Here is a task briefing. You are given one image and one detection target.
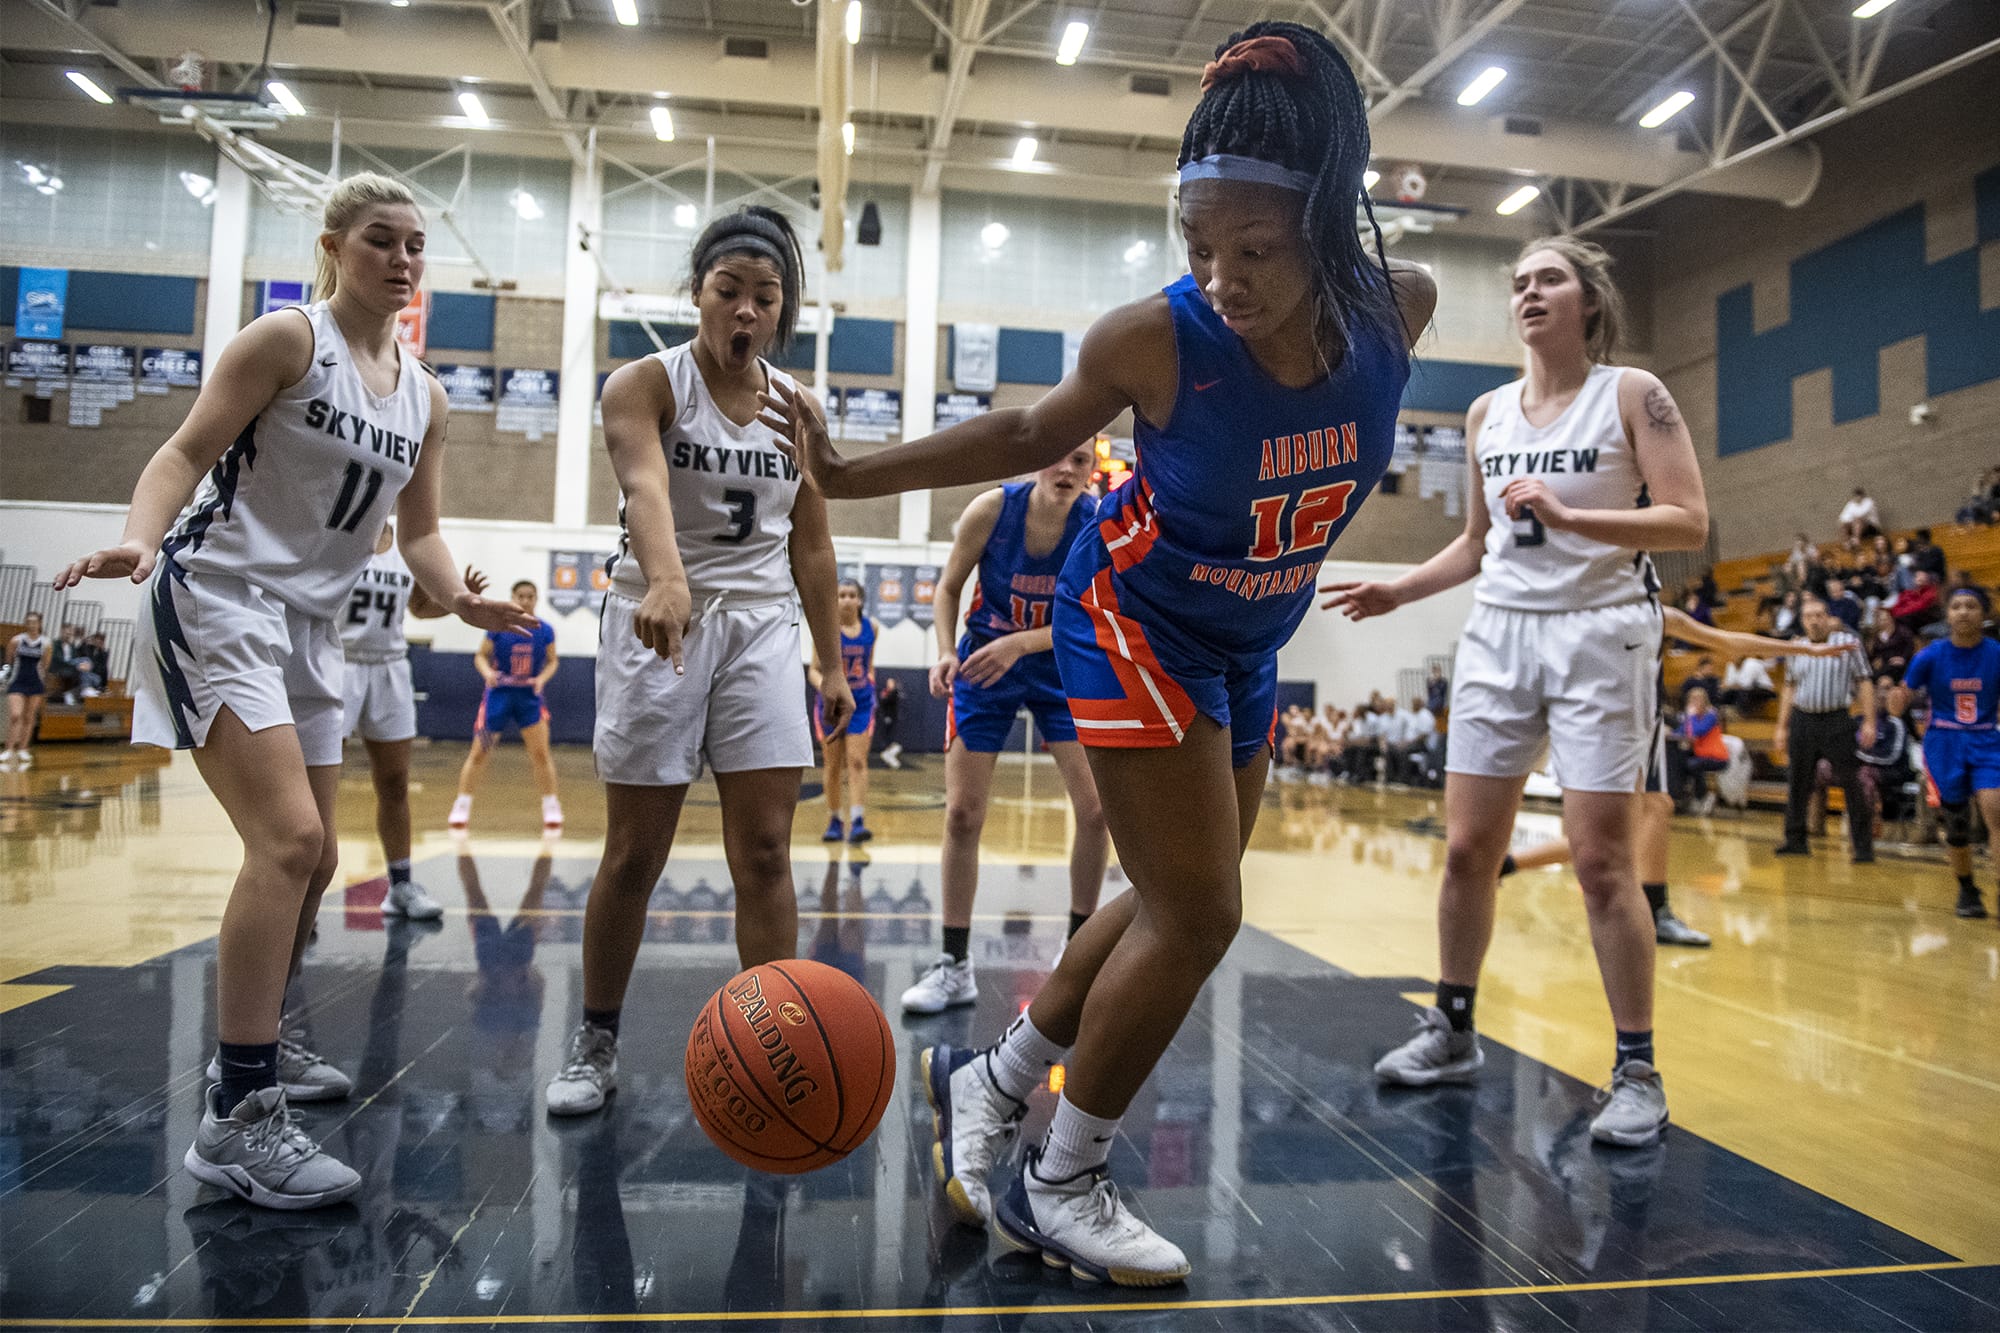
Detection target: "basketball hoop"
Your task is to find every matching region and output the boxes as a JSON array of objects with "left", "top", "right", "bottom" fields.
[{"left": 169, "top": 50, "right": 207, "bottom": 93}]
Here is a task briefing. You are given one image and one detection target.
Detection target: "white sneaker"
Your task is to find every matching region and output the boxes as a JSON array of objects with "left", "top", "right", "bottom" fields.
[
  {"left": 381, "top": 877, "right": 444, "bottom": 921},
  {"left": 542, "top": 795, "right": 563, "bottom": 830},
  {"left": 15, "top": 750, "right": 30, "bottom": 766},
  {"left": 994, "top": 1148, "right": 1190, "bottom": 1287},
  {"left": 1374, "top": 1007, "right": 1484, "bottom": 1086},
  {"left": 206, "top": 1036, "right": 354, "bottom": 1103},
  {"left": 901, "top": 955, "right": 977, "bottom": 1014},
  {"left": 1590, "top": 1060, "right": 1669, "bottom": 1146},
  {"left": 546, "top": 1022, "right": 618, "bottom": 1116},
  {"left": 923, "top": 1044, "right": 1026, "bottom": 1226},
  {"left": 0, "top": 750, "right": 14, "bottom": 762},
  {"left": 184, "top": 1087, "right": 361, "bottom": 1210},
  {"left": 448, "top": 794, "right": 472, "bottom": 829}
]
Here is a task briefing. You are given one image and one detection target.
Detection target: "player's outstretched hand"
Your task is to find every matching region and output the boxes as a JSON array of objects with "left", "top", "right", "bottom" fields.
[
  {"left": 821, "top": 675, "right": 856, "bottom": 736},
  {"left": 635, "top": 576, "right": 693, "bottom": 674},
  {"left": 1320, "top": 579, "right": 1401, "bottom": 621},
  {"left": 463, "top": 565, "right": 490, "bottom": 597},
  {"left": 929, "top": 654, "right": 959, "bottom": 698},
  {"left": 758, "top": 379, "right": 847, "bottom": 497},
  {"left": 959, "top": 635, "right": 1027, "bottom": 686},
  {"left": 54, "top": 541, "right": 155, "bottom": 589},
  {"left": 455, "top": 592, "right": 541, "bottom": 637}
]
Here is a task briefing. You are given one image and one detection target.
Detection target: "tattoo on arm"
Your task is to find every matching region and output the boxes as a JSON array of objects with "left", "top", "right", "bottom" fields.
[{"left": 1643, "top": 385, "right": 1682, "bottom": 431}]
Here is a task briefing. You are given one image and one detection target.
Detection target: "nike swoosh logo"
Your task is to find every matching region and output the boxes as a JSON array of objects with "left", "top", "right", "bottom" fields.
[
  {"left": 319, "top": 357, "right": 337, "bottom": 367},
  {"left": 1091, "top": 1134, "right": 1113, "bottom": 1143},
  {"left": 1623, "top": 643, "right": 1642, "bottom": 650},
  {"left": 1192, "top": 378, "right": 1222, "bottom": 392}
]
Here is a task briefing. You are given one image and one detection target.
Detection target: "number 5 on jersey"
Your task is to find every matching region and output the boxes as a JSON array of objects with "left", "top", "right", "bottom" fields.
[{"left": 1247, "top": 482, "right": 1358, "bottom": 561}]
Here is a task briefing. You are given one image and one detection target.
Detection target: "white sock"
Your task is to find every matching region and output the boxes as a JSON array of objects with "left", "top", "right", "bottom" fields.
[
  {"left": 849, "top": 803, "right": 865, "bottom": 821},
  {"left": 985, "top": 1011, "right": 1066, "bottom": 1103},
  {"left": 1036, "top": 1094, "right": 1119, "bottom": 1182}
]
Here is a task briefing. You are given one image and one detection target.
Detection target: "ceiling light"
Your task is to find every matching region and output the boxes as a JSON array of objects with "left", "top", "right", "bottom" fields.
[
  {"left": 845, "top": 1, "right": 863, "bottom": 46},
  {"left": 391, "top": 1, "right": 410, "bottom": 7},
  {"left": 511, "top": 190, "right": 543, "bottom": 221},
  {"left": 178, "top": 170, "right": 217, "bottom": 207},
  {"left": 266, "top": 81, "right": 305, "bottom": 116},
  {"left": 1122, "top": 239, "right": 1151, "bottom": 265},
  {"left": 1852, "top": 0, "right": 1897, "bottom": 16},
  {"left": 457, "top": 91, "right": 490, "bottom": 127},
  {"left": 1638, "top": 90, "right": 1694, "bottom": 129},
  {"left": 842, "top": 120, "right": 855, "bottom": 155},
  {"left": 36, "top": 179, "right": 63, "bottom": 196},
  {"left": 612, "top": 0, "right": 639, "bottom": 26},
  {"left": 980, "top": 221, "right": 1009, "bottom": 249},
  {"left": 1456, "top": 65, "right": 1507, "bottom": 107},
  {"left": 19, "top": 162, "right": 48, "bottom": 186},
  {"left": 1012, "top": 135, "right": 1038, "bottom": 166},
  {"left": 66, "top": 71, "right": 115, "bottom": 105},
  {"left": 651, "top": 104, "right": 675, "bottom": 141},
  {"left": 674, "top": 203, "right": 698, "bottom": 228},
  {"left": 1363, "top": 168, "right": 1380, "bottom": 190},
  {"left": 1495, "top": 184, "right": 1540, "bottom": 216},
  {"left": 1056, "top": 21, "right": 1089, "bottom": 66}
]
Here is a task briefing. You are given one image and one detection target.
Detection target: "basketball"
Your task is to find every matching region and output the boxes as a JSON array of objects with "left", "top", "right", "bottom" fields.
[{"left": 684, "top": 958, "right": 896, "bottom": 1174}]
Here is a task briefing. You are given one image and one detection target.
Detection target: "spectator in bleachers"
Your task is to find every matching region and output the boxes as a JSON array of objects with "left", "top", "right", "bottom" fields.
[
  {"left": 1680, "top": 654, "right": 1722, "bottom": 706},
  {"left": 76, "top": 632, "right": 108, "bottom": 697},
  {"left": 1784, "top": 534, "right": 1818, "bottom": 590},
  {"left": 1889, "top": 570, "right": 1941, "bottom": 636},
  {"left": 1840, "top": 487, "right": 1882, "bottom": 545},
  {"left": 1955, "top": 468, "right": 2000, "bottom": 527},
  {"left": 1343, "top": 695, "right": 1390, "bottom": 783},
  {"left": 1680, "top": 589, "right": 1714, "bottom": 627},
  {"left": 1386, "top": 695, "right": 1436, "bottom": 786},
  {"left": 1425, "top": 663, "right": 1449, "bottom": 717},
  {"left": 1680, "top": 688, "right": 1730, "bottom": 815},
  {"left": 1864, "top": 606, "right": 1917, "bottom": 680},
  {"left": 1720, "top": 653, "right": 1777, "bottom": 713},
  {"left": 45, "top": 623, "right": 87, "bottom": 704},
  {"left": 1277, "top": 704, "right": 1314, "bottom": 772},
  {"left": 1908, "top": 528, "right": 1947, "bottom": 582},
  {"left": 1823, "top": 577, "right": 1863, "bottom": 632}
]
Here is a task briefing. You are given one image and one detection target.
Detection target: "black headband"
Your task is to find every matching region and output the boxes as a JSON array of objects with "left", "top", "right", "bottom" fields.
[{"left": 697, "top": 231, "right": 790, "bottom": 277}]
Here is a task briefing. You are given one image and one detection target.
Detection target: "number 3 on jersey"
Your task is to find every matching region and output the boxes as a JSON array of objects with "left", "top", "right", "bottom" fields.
[
  {"left": 717, "top": 489, "right": 756, "bottom": 543},
  {"left": 1248, "top": 482, "right": 1358, "bottom": 561}
]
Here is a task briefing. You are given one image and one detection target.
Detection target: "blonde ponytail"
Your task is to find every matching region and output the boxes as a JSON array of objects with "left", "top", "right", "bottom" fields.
[{"left": 314, "top": 172, "right": 419, "bottom": 301}]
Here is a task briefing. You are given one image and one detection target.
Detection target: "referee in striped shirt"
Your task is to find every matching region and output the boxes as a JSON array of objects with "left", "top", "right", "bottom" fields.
[{"left": 1774, "top": 595, "right": 1877, "bottom": 862}]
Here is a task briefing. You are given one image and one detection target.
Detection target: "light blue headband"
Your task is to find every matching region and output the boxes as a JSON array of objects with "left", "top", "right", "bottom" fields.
[{"left": 1177, "top": 153, "right": 1313, "bottom": 193}]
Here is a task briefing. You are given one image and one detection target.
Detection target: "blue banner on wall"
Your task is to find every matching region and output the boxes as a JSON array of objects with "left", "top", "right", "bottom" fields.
[
  {"left": 262, "top": 280, "right": 310, "bottom": 315},
  {"left": 15, "top": 268, "right": 67, "bottom": 339}
]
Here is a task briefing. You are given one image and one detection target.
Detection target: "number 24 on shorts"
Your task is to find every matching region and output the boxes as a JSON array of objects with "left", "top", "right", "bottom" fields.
[{"left": 1247, "top": 482, "right": 1358, "bottom": 561}]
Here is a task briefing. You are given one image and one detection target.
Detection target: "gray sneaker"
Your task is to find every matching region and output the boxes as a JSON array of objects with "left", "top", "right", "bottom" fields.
[
  {"left": 1374, "top": 1006, "right": 1484, "bottom": 1086},
  {"left": 381, "top": 878, "right": 445, "bottom": 921},
  {"left": 183, "top": 1086, "right": 362, "bottom": 1209},
  {"left": 1654, "top": 908, "right": 1711, "bottom": 947},
  {"left": 1589, "top": 1060, "right": 1668, "bottom": 1146},
  {"left": 205, "top": 1035, "right": 353, "bottom": 1102},
  {"left": 546, "top": 1022, "right": 618, "bottom": 1116},
  {"left": 901, "top": 955, "right": 977, "bottom": 1015}
]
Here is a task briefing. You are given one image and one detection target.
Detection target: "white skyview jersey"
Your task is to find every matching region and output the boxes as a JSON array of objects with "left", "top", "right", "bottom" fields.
[
  {"left": 341, "top": 545, "right": 416, "bottom": 660},
  {"left": 1473, "top": 363, "right": 1658, "bottom": 612},
  {"left": 609, "top": 341, "right": 801, "bottom": 602},
  {"left": 162, "top": 302, "right": 429, "bottom": 621}
]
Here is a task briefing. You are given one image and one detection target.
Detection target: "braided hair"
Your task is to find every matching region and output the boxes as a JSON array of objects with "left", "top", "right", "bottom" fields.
[
  {"left": 689, "top": 205, "right": 807, "bottom": 349},
  {"left": 1179, "top": 20, "right": 1403, "bottom": 373}
]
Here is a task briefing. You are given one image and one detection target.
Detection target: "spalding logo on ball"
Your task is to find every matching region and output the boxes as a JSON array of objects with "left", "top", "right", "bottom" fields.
[{"left": 686, "top": 959, "right": 895, "bottom": 1174}]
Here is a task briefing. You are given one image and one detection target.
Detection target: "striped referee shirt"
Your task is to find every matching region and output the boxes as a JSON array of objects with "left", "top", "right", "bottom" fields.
[{"left": 1785, "top": 630, "right": 1870, "bottom": 713}]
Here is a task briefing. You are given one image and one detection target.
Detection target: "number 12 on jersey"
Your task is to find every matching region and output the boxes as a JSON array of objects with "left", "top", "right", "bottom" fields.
[{"left": 1247, "top": 482, "right": 1357, "bottom": 561}]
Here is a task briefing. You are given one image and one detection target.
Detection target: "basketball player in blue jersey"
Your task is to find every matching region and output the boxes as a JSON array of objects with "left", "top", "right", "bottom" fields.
[
  {"left": 899, "top": 443, "right": 1108, "bottom": 1017},
  {"left": 1328, "top": 236, "right": 1708, "bottom": 1148},
  {"left": 763, "top": 22, "right": 1433, "bottom": 1284},
  {"left": 810, "top": 578, "right": 878, "bottom": 842},
  {"left": 1903, "top": 588, "right": 2000, "bottom": 918},
  {"left": 55, "top": 173, "right": 533, "bottom": 1208},
  {"left": 449, "top": 580, "right": 563, "bottom": 832}
]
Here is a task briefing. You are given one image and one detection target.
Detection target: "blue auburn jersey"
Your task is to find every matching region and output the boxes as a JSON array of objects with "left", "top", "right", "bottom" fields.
[
  {"left": 487, "top": 621, "right": 555, "bottom": 689},
  {"left": 1906, "top": 638, "right": 2000, "bottom": 732},
  {"left": 964, "top": 482, "right": 1097, "bottom": 644},
  {"left": 1064, "top": 273, "right": 1408, "bottom": 664},
  {"left": 839, "top": 618, "right": 877, "bottom": 693}
]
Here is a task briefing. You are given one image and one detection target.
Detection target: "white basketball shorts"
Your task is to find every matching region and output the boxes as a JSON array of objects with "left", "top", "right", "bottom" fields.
[
  {"left": 343, "top": 655, "right": 418, "bottom": 743},
  {"left": 594, "top": 591, "right": 813, "bottom": 787},
  {"left": 134, "top": 560, "right": 346, "bottom": 767},
  {"left": 1445, "top": 598, "right": 1662, "bottom": 794}
]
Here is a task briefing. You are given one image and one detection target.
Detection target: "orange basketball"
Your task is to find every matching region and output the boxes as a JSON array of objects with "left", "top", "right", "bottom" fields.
[{"left": 684, "top": 958, "right": 896, "bottom": 1174}]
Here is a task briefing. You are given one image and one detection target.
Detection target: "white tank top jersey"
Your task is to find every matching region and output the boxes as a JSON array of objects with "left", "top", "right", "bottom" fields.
[
  {"left": 1472, "top": 362, "right": 1659, "bottom": 612},
  {"left": 608, "top": 341, "right": 802, "bottom": 602},
  {"left": 341, "top": 546, "right": 416, "bottom": 660},
  {"left": 162, "top": 302, "right": 430, "bottom": 621}
]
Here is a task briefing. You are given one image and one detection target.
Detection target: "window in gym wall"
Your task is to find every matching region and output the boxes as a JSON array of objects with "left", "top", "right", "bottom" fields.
[
  {"left": 0, "top": 124, "right": 217, "bottom": 271},
  {"left": 939, "top": 190, "right": 1178, "bottom": 324}
]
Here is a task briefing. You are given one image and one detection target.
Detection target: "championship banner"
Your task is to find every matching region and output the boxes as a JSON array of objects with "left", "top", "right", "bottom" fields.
[
  {"left": 869, "top": 563, "right": 909, "bottom": 628},
  {"left": 68, "top": 344, "right": 136, "bottom": 427},
  {"left": 547, "top": 550, "right": 613, "bottom": 615},
  {"left": 1392, "top": 421, "right": 1421, "bottom": 473},
  {"left": 395, "top": 291, "right": 429, "bottom": 359},
  {"left": 935, "top": 392, "right": 989, "bottom": 428},
  {"left": 909, "top": 564, "right": 940, "bottom": 629},
  {"left": 953, "top": 323, "right": 998, "bottom": 392},
  {"left": 15, "top": 268, "right": 67, "bottom": 340},
  {"left": 138, "top": 347, "right": 202, "bottom": 393},
  {"left": 840, "top": 388, "right": 902, "bottom": 442},
  {"left": 435, "top": 364, "right": 495, "bottom": 412},
  {"left": 1418, "top": 424, "right": 1467, "bottom": 517}
]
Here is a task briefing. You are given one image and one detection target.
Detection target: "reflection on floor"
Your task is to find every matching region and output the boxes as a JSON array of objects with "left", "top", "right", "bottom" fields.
[{"left": 0, "top": 745, "right": 1995, "bottom": 1329}]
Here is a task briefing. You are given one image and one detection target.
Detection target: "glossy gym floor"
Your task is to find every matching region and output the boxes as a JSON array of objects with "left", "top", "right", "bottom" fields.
[{"left": 1, "top": 743, "right": 1995, "bottom": 1329}]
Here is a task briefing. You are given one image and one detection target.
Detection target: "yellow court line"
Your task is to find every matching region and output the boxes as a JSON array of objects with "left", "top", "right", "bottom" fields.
[
  {"left": 0, "top": 984, "right": 70, "bottom": 1014},
  {"left": 1, "top": 1260, "right": 1980, "bottom": 1327}
]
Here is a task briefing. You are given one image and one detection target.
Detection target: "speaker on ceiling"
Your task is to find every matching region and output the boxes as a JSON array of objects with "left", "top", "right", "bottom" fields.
[{"left": 857, "top": 201, "right": 882, "bottom": 246}]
